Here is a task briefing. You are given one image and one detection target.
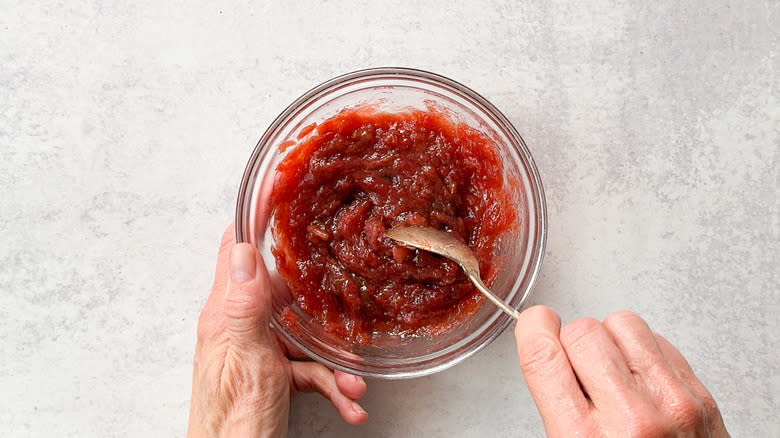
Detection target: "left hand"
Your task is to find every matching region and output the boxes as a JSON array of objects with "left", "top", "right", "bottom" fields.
[{"left": 187, "top": 225, "right": 368, "bottom": 438}]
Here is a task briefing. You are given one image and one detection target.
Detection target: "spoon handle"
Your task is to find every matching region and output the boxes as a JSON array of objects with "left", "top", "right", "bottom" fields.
[{"left": 466, "top": 272, "right": 521, "bottom": 320}]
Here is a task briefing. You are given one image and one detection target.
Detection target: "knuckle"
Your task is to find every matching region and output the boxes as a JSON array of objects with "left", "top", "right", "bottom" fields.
[
  {"left": 302, "top": 363, "right": 337, "bottom": 398},
  {"left": 224, "top": 289, "right": 261, "bottom": 321},
  {"left": 622, "top": 405, "right": 666, "bottom": 438},
  {"left": 698, "top": 392, "right": 719, "bottom": 419},
  {"left": 626, "top": 420, "right": 665, "bottom": 438},
  {"left": 574, "top": 421, "right": 601, "bottom": 438},
  {"left": 517, "top": 334, "right": 564, "bottom": 373},
  {"left": 668, "top": 391, "right": 705, "bottom": 430},
  {"left": 603, "top": 310, "right": 645, "bottom": 330},
  {"left": 560, "top": 317, "right": 602, "bottom": 348},
  {"left": 312, "top": 363, "right": 335, "bottom": 385}
]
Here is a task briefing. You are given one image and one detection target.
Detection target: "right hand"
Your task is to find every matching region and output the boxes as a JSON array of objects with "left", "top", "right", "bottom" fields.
[{"left": 514, "top": 306, "right": 729, "bottom": 437}]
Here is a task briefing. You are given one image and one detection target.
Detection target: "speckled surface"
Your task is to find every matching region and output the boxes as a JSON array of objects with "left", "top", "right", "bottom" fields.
[{"left": 1, "top": 1, "right": 777, "bottom": 437}]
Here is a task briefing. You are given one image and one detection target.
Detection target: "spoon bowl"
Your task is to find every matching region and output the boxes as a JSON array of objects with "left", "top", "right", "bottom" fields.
[{"left": 385, "top": 225, "right": 521, "bottom": 320}]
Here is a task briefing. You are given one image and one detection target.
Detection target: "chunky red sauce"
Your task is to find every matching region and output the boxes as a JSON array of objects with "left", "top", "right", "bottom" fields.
[{"left": 271, "top": 106, "right": 517, "bottom": 343}]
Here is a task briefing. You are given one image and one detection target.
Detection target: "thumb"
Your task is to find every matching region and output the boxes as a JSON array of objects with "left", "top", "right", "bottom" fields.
[{"left": 224, "top": 242, "right": 274, "bottom": 349}]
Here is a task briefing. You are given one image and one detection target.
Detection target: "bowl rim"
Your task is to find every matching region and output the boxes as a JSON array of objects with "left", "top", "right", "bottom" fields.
[{"left": 235, "top": 67, "right": 547, "bottom": 379}]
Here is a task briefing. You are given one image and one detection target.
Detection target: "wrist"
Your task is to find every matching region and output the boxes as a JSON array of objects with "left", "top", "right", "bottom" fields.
[
  {"left": 187, "top": 410, "right": 284, "bottom": 438},
  {"left": 220, "top": 413, "right": 286, "bottom": 438}
]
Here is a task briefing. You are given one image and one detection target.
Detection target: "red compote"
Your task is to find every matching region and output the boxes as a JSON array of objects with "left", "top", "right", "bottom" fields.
[{"left": 270, "top": 106, "right": 517, "bottom": 344}]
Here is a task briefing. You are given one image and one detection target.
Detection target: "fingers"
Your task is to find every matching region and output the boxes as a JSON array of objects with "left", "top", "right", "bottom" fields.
[
  {"left": 602, "top": 313, "right": 726, "bottom": 433},
  {"left": 602, "top": 312, "right": 666, "bottom": 375},
  {"left": 653, "top": 332, "right": 697, "bottom": 382},
  {"left": 274, "top": 330, "right": 310, "bottom": 360},
  {"left": 197, "top": 224, "right": 238, "bottom": 344},
  {"left": 224, "top": 243, "right": 275, "bottom": 351},
  {"left": 603, "top": 312, "right": 695, "bottom": 417},
  {"left": 276, "top": 332, "right": 367, "bottom": 399},
  {"left": 560, "top": 317, "right": 636, "bottom": 407},
  {"left": 515, "top": 308, "right": 729, "bottom": 437},
  {"left": 603, "top": 312, "right": 677, "bottom": 391},
  {"left": 334, "top": 370, "right": 367, "bottom": 400},
  {"left": 211, "top": 223, "right": 237, "bottom": 294},
  {"left": 653, "top": 333, "right": 729, "bottom": 435},
  {"left": 290, "top": 361, "right": 368, "bottom": 425},
  {"left": 514, "top": 306, "right": 591, "bottom": 431},
  {"left": 653, "top": 332, "right": 715, "bottom": 405}
]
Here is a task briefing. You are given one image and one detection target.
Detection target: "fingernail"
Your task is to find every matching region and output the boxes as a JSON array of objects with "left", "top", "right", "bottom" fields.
[
  {"left": 230, "top": 244, "right": 257, "bottom": 283},
  {"left": 352, "top": 401, "right": 366, "bottom": 416}
]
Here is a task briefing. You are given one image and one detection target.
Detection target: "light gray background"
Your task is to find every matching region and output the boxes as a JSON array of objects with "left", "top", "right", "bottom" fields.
[{"left": 1, "top": 1, "right": 777, "bottom": 437}]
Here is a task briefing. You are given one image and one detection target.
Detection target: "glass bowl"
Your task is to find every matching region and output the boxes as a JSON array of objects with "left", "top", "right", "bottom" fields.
[{"left": 235, "top": 67, "right": 546, "bottom": 379}]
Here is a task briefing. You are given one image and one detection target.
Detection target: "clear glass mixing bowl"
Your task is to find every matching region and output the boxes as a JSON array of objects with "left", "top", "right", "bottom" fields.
[{"left": 235, "top": 67, "right": 546, "bottom": 379}]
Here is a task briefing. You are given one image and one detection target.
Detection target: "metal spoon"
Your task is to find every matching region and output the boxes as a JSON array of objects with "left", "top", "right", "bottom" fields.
[{"left": 385, "top": 225, "right": 521, "bottom": 320}]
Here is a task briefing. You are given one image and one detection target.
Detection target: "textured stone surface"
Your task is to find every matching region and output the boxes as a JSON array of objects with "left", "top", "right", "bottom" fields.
[{"left": 1, "top": 1, "right": 777, "bottom": 436}]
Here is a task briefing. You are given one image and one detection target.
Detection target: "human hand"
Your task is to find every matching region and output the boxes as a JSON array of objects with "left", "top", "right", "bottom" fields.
[
  {"left": 187, "top": 226, "right": 368, "bottom": 438},
  {"left": 514, "top": 306, "right": 728, "bottom": 437}
]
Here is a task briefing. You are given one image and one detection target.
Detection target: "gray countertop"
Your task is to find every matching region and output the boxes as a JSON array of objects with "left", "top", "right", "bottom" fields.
[{"left": 1, "top": 1, "right": 777, "bottom": 436}]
